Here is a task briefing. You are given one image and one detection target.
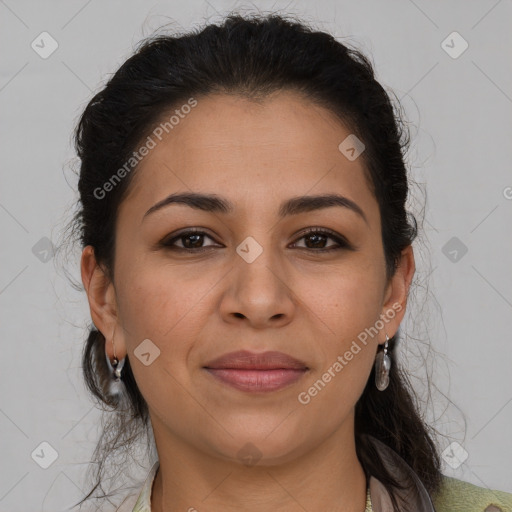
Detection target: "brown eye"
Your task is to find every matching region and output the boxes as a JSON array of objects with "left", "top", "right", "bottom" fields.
[
  {"left": 162, "top": 230, "right": 219, "bottom": 251},
  {"left": 291, "top": 228, "right": 352, "bottom": 252},
  {"left": 160, "top": 227, "right": 353, "bottom": 253}
]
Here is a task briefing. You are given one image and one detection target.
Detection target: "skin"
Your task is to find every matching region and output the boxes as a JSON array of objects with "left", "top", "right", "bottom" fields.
[{"left": 81, "top": 90, "right": 415, "bottom": 511}]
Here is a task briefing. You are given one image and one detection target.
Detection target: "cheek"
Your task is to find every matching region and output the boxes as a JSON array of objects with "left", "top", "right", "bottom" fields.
[
  {"left": 115, "top": 263, "right": 211, "bottom": 358},
  {"left": 116, "top": 273, "right": 173, "bottom": 336},
  {"left": 294, "top": 269, "right": 382, "bottom": 425},
  {"left": 114, "top": 267, "right": 211, "bottom": 413},
  {"left": 303, "top": 262, "right": 385, "bottom": 344},
  {"left": 296, "top": 261, "right": 384, "bottom": 399}
]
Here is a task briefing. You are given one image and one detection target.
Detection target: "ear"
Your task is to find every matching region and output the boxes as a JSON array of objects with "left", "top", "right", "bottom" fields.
[
  {"left": 80, "top": 245, "right": 127, "bottom": 361},
  {"left": 379, "top": 245, "right": 415, "bottom": 344}
]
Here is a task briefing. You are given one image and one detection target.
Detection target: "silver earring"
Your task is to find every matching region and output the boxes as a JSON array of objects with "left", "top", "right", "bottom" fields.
[
  {"left": 111, "top": 356, "right": 124, "bottom": 382},
  {"left": 110, "top": 326, "right": 125, "bottom": 382},
  {"left": 374, "top": 333, "right": 391, "bottom": 391}
]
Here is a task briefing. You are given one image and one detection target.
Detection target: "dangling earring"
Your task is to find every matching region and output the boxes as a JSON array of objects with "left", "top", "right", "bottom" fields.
[
  {"left": 110, "top": 326, "right": 125, "bottom": 382},
  {"left": 374, "top": 333, "right": 391, "bottom": 391}
]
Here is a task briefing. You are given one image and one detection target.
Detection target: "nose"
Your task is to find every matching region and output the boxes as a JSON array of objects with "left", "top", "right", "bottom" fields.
[{"left": 219, "top": 248, "right": 296, "bottom": 330}]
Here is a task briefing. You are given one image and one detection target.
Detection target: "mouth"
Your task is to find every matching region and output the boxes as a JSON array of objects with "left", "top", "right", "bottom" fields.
[{"left": 203, "top": 350, "right": 309, "bottom": 393}]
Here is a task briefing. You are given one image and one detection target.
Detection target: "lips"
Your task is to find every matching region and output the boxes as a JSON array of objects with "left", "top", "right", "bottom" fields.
[
  {"left": 203, "top": 350, "right": 309, "bottom": 393},
  {"left": 204, "top": 350, "right": 308, "bottom": 370}
]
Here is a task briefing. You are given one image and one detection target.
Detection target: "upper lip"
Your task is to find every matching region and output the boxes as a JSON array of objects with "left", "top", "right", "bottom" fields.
[{"left": 204, "top": 350, "right": 308, "bottom": 370}]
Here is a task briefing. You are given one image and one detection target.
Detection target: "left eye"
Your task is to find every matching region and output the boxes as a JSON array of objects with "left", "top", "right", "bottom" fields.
[{"left": 291, "top": 229, "right": 349, "bottom": 252}]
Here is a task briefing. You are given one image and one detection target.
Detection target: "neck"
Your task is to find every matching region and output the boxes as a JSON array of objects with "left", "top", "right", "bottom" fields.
[{"left": 150, "top": 413, "right": 368, "bottom": 512}]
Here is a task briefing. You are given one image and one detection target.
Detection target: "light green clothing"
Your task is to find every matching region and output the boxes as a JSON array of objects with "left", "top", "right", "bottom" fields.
[{"left": 432, "top": 475, "right": 512, "bottom": 512}]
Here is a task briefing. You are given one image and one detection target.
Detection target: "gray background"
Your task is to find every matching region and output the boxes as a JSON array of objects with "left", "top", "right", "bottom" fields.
[{"left": 1, "top": 0, "right": 511, "bottom": 510}]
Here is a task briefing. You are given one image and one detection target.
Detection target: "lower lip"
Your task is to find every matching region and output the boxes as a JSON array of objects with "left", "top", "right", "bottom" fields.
[{"left": 204, "top": 368, "right": 308, "bottom": 392}]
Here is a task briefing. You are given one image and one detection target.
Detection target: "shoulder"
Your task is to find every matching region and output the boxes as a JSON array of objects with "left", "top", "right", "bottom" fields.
[{"left": 432, "top": 475, "right": 512, "bottom": 512}]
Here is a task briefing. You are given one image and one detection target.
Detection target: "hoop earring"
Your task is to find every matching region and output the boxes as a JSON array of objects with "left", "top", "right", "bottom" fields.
[
  {"left": 374, "top": 333, "right": 391, "bottom": 391},
  {"left": 110, "top": 326, "right": 125, "bottom": 382}
]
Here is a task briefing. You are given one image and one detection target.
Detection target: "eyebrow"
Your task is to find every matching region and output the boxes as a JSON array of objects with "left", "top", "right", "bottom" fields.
[{"left": 143, "top": 192, "right": 368, "bottom": 225}]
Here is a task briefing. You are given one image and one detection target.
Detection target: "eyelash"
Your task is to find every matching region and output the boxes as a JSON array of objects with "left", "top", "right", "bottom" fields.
[{"left": 160, "top": 227, "right": 353, "bottom": 253}]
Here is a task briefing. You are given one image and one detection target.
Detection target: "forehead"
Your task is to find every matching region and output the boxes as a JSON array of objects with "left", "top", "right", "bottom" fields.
[{"left": 120, "top": 91, "right": 378, "bottom": 225}]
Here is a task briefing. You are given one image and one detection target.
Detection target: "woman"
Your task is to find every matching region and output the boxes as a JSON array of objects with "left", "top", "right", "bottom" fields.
[{"left": 68, "top": 13, "right": 512, "bottom": 512}]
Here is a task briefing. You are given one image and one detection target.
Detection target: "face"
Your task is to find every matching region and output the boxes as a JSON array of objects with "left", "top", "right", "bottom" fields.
[{"left": 82, "top": 90, "right": 413, "bottom": 466}]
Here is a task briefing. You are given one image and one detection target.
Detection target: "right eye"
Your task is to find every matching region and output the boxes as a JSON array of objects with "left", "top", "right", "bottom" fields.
[{"left": 160, "top": 229, "right": 221, "bottom": 252}]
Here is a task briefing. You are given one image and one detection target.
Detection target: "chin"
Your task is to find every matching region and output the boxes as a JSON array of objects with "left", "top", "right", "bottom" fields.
[{"left": 203, "top": 422, "right": 311, "bottom": 467}]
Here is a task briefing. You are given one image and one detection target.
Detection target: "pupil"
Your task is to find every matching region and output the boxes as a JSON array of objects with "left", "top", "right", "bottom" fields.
[
  {"left": 185, "top": 234, "right": 203, "bottom": 248},
  {"left": 306, "top": 233, "right": 325, "bottom": 248}
]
